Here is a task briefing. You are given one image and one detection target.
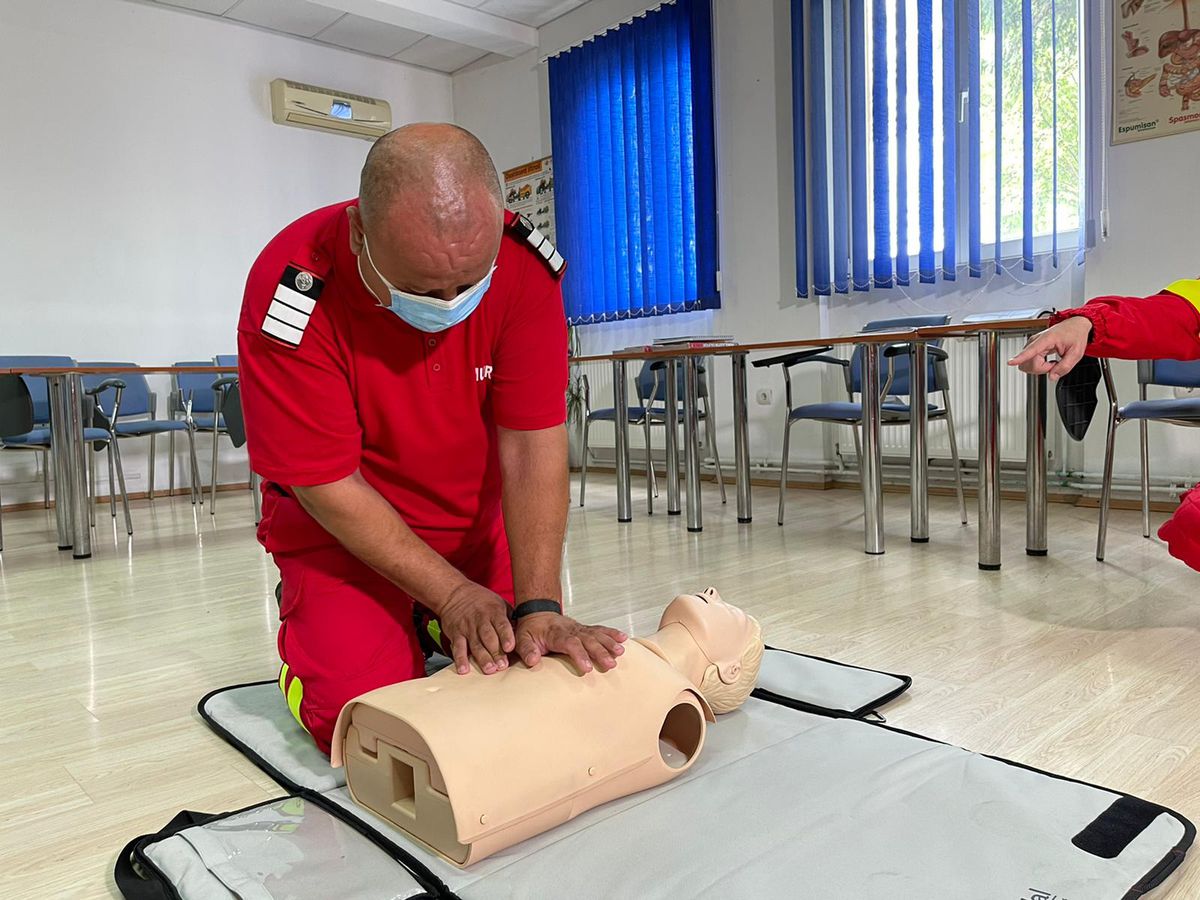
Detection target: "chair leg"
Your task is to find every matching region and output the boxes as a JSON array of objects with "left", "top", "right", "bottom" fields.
[
  {"left": 148, "top": 434, "right": 156, "bottom": 502},
  {"left": 702, "top": 399, "right": 727, "bottom": 504},
  {"left": 643, "top": 415, "right": 655, "bottom": 515},
  {"left": 210, "top": 431, "right": 220, "bottom": 514},
  {"left": 252, "top": 471, "right": 262, "bottom": 523},
  {"left": 0, "top": 482, "right": 4, "bottom": 551},
  {"left": 106, "top": 446, "right": 116, "bottom": 520},
  {"left": 1139, "top": 419, "right": 1151, "bottom": 539},
  {"left": 42, "top": 449, "right": 50, "bottom": 508},
  {"left": 168, "top": 430, "right": 176, "bottom": 497},
  {"left": 89, "top": 450, "right": 98, "bottom": 527},
  {"left": 186, "top": 427, "right": 201, "bottom": 505},
  {"left": 942, "top": 395, "right": 968, "bottom": 525},
  {"left": 578, "top": 418, "right": 591, "bottom": 507},
  {"left": 778, "top": 418, "right": 793, "bottom": 526},
  {"left": 1097, "top": 414, "right": 1120, "bottom": 562},
  {"left": 111, "top": 439, "right": 133, "bottom": 536},
  {"left": 851, "top": 423, "right": 864, "bottom": 471}
]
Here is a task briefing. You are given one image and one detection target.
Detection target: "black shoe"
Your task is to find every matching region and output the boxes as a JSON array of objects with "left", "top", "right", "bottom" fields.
[{"left": 1056, "top": 355, "right": 1102, "bottom": 441}]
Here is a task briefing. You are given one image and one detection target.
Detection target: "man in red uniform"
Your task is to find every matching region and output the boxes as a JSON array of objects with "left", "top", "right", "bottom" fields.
[
  {"left": 1009, "top": 278, "right": 1200, "bottom": 572},
  {"left": 238, "top": 124, "right": 626, "bottom": 754}
]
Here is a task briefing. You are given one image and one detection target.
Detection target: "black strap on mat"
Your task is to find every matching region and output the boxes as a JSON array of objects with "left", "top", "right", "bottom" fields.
[{"left": 115, "top": 810, "right": 217, "bottom": 900}]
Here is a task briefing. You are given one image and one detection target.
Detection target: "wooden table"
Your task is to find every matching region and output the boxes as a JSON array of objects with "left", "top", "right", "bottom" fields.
[{"left": 0, "top": 365, "right": 236, "bottom": 559}]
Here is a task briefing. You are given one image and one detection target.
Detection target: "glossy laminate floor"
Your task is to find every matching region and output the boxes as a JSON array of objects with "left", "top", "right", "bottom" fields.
[{"left": 0, "top": 477, "right": 1197, "bottom": 897}]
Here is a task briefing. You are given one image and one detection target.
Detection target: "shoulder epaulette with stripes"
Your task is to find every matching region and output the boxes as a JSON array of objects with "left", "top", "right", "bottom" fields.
[
  {"left": 262, "top": 264, "right": 325, "bottom": 348},
  {"left": 508, "top": 215, "right": 566, "bottom": 280}
]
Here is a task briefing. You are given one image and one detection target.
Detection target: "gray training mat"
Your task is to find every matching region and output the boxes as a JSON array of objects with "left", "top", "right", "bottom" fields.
[{"left": 116, "top": 648, "right": 1192, "bottom": 900}]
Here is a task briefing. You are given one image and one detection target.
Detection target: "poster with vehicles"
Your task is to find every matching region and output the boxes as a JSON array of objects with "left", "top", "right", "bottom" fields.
[
  {"left": 503, "top": 157, "right": 555, "bottom": 243},
  {"left": 1113, "top": 0, "right": 1200, "bottom": 143}
]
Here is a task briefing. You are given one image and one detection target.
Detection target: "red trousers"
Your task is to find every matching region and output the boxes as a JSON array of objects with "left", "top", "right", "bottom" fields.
[{"left": 260, "top": 489, "right": 515, "bottom": 754}]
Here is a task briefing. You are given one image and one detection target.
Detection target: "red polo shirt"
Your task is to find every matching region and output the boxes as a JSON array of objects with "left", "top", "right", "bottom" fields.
[{"left": 237, "top": 200, "right": 568, "bottom": 558}]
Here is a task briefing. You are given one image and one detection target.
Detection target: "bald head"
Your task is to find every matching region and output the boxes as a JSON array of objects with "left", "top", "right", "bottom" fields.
[
  {"left": 350, "top": 123, "right": 504, "bottom": 303},
  {"left": 359, "top": 123, "right": 503, "bottom": 231}
]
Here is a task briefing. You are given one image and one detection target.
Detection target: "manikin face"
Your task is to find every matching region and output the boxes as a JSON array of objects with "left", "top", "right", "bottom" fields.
[{"left": 660, "top": 588, "right": 761, "bottom": 683}]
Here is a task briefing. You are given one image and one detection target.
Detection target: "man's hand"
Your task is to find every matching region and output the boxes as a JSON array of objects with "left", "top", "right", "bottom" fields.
[
  {"left": 514, "top": 613, "right": 628, "bottom": 674},
  {"left": 1008, "top": 316, "right": 1093, "bottom": 380},
  {"left": 438, "top": 582, "right": 517, "bottom": 676}
]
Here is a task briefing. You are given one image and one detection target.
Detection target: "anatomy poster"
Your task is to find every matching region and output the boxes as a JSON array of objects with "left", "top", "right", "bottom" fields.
[
  {"left": 1112, "top": 0, "right": 1200, "bottom": 143},
  {"left": 503, "top": 157, "right": 555, "bottom": 243}
]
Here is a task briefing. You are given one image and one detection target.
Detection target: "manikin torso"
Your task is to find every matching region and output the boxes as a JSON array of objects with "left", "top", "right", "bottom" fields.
[{"left": 331, "top": 588, "right": 763, "bottom": 866}]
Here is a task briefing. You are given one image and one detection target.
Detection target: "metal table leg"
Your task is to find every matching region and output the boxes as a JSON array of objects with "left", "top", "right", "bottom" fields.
[
  {"left": 1025, "top": 371, "right": 1048, "bottom": 556},
  {"left": 612, "top": 359, "right": 632, "bottom": 523},
  {"left": 47, "top": 375, "right": 74, "bottom": 551},
  {"left": 861, "top": 344, "right": 885, "bottom": 555},
  {"left": 65, "top": 375, "right": 92, "bottom": 559},
  {"left": 910, "top": 343, "right": 929, "bottom": 543},
  {"left": 664, "top": 359, "right": 681, "bottom": 516},
  {"left": 731, "top": 352, "right": 752, "bottom": 524},
  {"left": 978, "top": 330, "right": 1002, "bottom": 570},
  {"left": 683, "top": 356, "right": 703, "bottom": 533}
]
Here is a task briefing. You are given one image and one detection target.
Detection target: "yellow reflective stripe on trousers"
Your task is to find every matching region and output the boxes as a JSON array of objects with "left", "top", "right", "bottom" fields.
[
  {"left": 278, "top": 662, "right": 310, "bottom": 734},
  {"left": 1166, "top": 279, "right": 1200, "bottom": 313}
]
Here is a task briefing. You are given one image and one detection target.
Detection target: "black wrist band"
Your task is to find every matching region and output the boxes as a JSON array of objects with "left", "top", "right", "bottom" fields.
[{"left": 510, "top": 599, "right": 562, "bottom": 620}]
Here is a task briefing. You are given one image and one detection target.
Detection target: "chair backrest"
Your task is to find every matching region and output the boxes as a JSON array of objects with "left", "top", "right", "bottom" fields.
[
  {"left": 221, "top": 382, "right": 246, "bottom": 448},
  {"left": 174, "top": 361, "right": 217, "bottom": 414},
  {"left": 79, "top": 363, "right": 152, "bottom": 418},
  {"left": 0, "top": 355, "right": 76, "bottom": 424},
  {"left": 635, "top": 359, "right": 710, "bottom": 405},
  {"left": 0, "top": 374, "right": 35, "bottom": 439},
  {"left": 214, "top": 354, "right": 238, "bottom": 368},
  {"left": 1139, "top": 358, "right": 1200, "bottom": 389},
  {"left": 848, "top": 316, "right": 951, "bottom": 396}
]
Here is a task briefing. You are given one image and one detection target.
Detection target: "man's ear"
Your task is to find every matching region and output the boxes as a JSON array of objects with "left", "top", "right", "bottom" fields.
[{"left": 346, "top": 206, "right": 365, "bottom": 255}]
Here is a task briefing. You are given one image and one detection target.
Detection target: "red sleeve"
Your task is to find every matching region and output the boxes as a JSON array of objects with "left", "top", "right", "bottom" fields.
[
  {"left": 1158, "top": 484, "right": 1200, "bottom": 574},
  {"left": 238, "top": 262, "right": 363, "bottom": 488},
  {"left": 1049, "top": 291, "right": 1200, "bottom": 361},
  {"left": 489, "top": 261, "right": 568, "bottom": 431}
]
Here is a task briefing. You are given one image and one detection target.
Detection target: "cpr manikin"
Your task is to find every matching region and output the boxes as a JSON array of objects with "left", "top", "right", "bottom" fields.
[{"left": 330, "top": 588, "right": 763, "bottom": 867}]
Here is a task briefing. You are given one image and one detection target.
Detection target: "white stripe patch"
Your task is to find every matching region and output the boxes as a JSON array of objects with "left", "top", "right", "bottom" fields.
[
  {"left": 262, "top": 317, "right": 305, "bottom": 346},
  {"left": 274, "top": 284, "right": 317, "bottom": 315},
  {"left": 549, "top": 251, "right": 564, "bottom": 271},
  {"left": 266, "top": 300, "right": 310, "bottom": 330},
  {"left": 538, "top": 241, "right": 555, "bottom": 261},
  {"left": 528, "top": 228, "right": 546, "bottom": 249}
]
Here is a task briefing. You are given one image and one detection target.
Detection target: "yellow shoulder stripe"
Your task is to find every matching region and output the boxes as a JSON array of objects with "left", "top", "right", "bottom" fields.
[{"left": 1165, "top": 279, "right": 1200, "bottom": 312}]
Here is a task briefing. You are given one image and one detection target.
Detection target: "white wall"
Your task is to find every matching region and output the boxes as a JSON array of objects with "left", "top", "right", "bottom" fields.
[
  {"left": 454, "top": 0, "right": 1198, "bottom": 487},
  {"left": 0, "top": 0, "right": 453, "bottom": 505}
]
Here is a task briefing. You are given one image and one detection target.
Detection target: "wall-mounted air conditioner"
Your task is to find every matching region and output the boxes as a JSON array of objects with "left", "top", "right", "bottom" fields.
[{"left": 269, "top": 79, "right": 391, "bottom": 141}]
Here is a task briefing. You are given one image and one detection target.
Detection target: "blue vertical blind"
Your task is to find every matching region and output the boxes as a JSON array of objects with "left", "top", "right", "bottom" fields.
[
  {"left": 792, "top": 0, "right": 1085, "bottom": 298},
  {"left": 548, "top": 0, "right": 719, "bottom": 325}
]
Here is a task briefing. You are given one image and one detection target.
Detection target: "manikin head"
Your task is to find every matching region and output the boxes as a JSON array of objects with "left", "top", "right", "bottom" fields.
[{"left": 658, "top": 588, "right": 764, "bottom": 714}]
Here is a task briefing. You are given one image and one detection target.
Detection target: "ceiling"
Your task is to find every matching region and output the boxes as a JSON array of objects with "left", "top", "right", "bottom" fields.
[{"left": 146, "top": 0, "right": 590, "bottom": 73}]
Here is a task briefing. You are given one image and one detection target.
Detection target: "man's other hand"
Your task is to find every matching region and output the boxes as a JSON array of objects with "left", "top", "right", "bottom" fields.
[
  {"left": 439, "top": 582, "right": 517, "bottom": 676},
  {"left": 514, "top": 613, "right": 628, "bottom": 674},
  {"left": 1008, "top": 316, "right": 1092, "bottom": 380}
]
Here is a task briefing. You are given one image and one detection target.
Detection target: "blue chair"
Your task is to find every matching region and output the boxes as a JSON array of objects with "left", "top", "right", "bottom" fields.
[
  {"left": 1097, "top": 357, "right": 1200, "bottom": 561},
  {"left": 578, "top": 366, "right": 657, "bottom": 509},
  {"left": 81, "top": 363, "right": 196, "bottom": 505},
  {"left": 637, "top": 360, "right": 726, "bottom": 503},
  {"left": 171, "top": 361, "right": 219, "bottom": 506},
  {"left": 578, "top": 359, "right": 725, "bottom": 512},
  {"left": 0, "top": 354, "right": 72, "bottom": 508},
  {"left": 753, "top": 315, "right": 967, "bottom": 526},
  {"left": 0, "top": 374, "right": 35, "bottom": 550},
  {"left": 0, "top": 355, "right": 132, "bottom": 536}
]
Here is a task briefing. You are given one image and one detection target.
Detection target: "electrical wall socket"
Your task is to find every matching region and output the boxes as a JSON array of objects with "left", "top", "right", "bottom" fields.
[{"left": 755, "top": 388, "right": 773, "bottom": 406}]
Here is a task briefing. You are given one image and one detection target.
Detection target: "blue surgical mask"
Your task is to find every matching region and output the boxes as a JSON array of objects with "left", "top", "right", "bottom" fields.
[{"left": 360, "top": 237, "right": 496, "bottom": 333}]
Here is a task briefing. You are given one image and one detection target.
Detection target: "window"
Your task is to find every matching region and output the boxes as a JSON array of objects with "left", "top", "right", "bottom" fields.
[
  {"left": 548, "top": 0, "right": 720, "bottom": 325},
  {"left": 792, "top": 0, "right": 1086, "bottom": 297}
]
